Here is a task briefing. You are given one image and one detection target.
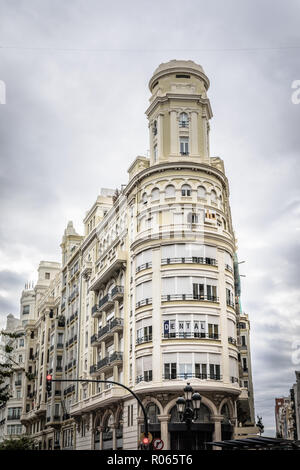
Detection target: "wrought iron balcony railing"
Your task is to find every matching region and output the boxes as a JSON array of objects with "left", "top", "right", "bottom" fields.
[
  {"left": 161, "top": 294, "right": 219, "bottom": 302},
  {"left": 161, "top": 257, "right": 217, "bottom": 266},
  {"left": 163, "top": 332, "right": 219, "bottom": 340}
]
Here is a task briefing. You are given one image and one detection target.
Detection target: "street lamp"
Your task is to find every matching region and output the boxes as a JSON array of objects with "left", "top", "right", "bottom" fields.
[{"left": 176, "top": 383, "right": 202, "bottom": 428}]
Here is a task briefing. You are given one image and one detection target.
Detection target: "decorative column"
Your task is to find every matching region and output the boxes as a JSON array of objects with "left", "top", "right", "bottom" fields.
[
  {"left": 158, "top": 415, "right": 170, "bottom": 450},
  {"left": 137, "top": 416, "right": 144, "bottom": 448},
  {"left": 211, "top": 415, "right": 223, "bottom": 450},
  {"left": 157, "top": 114, "right": 164, "bottom": 160},
  {"left": 99, "top": 425, "right": 104, "bottom": 450},
  {"left": 190, "top": 111, "right": 198, "bottom": 156},
  {"left": 114, "top": 300, "right": 120, "bottom": 318},
  {"left": 169, "top": 110, "right": 178, "bottom": 156},
  {"left": 112, "top": 423, "right": 117, "bottom": 450}
]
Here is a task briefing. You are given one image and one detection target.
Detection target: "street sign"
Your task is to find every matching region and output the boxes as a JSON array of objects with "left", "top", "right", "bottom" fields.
[
  {"left": 152, "top": 438, "right": 164, "bottom": 450},
  {"left": 140, "top": 432, "right": 153, "bottom": 444}
]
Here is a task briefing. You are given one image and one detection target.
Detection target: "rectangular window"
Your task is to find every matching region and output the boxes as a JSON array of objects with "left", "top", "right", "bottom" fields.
[
  {"left": 164, "top": 363, "right": 177, "bottom": 379},
  {"left": 208, "top": 324, "right": 219, "bottom": 339},
  {"left": 180, "top": 137, "right": 189, "bottom": 155},
  {"left": 23, "top": 305, "right": 30, "bottom": 315}
]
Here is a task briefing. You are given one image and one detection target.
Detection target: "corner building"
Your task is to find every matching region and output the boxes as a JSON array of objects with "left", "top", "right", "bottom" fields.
[
  {"left": 18, "top": 60, "right": 255, "bottom": 450},
  {"left": 71, "top": 60, "right": 255, "bottom": 449}
]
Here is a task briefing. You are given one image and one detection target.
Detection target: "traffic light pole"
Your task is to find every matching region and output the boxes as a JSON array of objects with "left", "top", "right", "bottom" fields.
[{"left": 48, "top": 378, "right": 149, "bottom": 442}]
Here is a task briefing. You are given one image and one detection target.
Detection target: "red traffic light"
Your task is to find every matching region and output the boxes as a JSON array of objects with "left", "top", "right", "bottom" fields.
[
  {"left": 142, "top": 437, "right": 149, "bottom": 445},
  {"left": 46, "top": 374, "right": 52, "bottom": 381}
]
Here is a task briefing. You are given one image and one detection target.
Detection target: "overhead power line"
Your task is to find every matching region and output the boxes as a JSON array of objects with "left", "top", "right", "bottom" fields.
[{"left": 0, "top": 45, "right": 300, "bottom": 53}]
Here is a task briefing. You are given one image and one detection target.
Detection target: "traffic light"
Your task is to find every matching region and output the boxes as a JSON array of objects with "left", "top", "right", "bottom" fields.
[
  {"left": 46, "top": 374, "right": 52, "bottom": 393},
  {"left": 141, "top": 435, "right": 150, "bottom": 450}
]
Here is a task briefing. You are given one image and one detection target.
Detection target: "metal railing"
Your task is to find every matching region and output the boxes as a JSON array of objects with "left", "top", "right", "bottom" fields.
[
  {"left": 136, "top": 334, "right": 152, "bottom": 345},
  {"left": 163, "top": 373, "right": 222, "bottom": 381},
  {"left": 161, "top": 294, "right": 219, "bottom": 302},
  {"left": 98, "top": 293, "right": 113, "bottom": 309},
  {"left": 136, "top": 298, "right": 152, "bottom": 308},
  {"left": 136, "top": 262, "right": 152, "bottom": 273},
  {"left": 98, "top": 318, "right": 123, "bottom": 340},
  {"left": 136, "top": 371, "right": 153, "bottom": 383},
  {"left": 226, "top": 300, "right": 235, "bottom": 308},
  {"left": 228, "top": 337, "right": 237, "bottom": 345},
  {"left": 163, "top": 332, "right": 219, "bottom": 340},
  {"left": 111, "top": 285, "right": 124, "bottom": 298},
  {"left": 92, "top": 352, "right": 123, "bottom": 373},
  {"left": 161, "top": 257, "right": 217, "bottom": 266}
]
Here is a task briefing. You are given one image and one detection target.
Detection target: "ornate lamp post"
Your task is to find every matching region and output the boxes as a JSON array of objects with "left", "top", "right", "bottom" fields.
[{"left": 176, "top": 383, "right": 202, "bottom": 429}]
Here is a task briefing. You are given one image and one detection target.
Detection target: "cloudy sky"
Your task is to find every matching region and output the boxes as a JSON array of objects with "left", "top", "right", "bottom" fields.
[{"left": 0, "top": 0, "right": 299, "bottom": 434}]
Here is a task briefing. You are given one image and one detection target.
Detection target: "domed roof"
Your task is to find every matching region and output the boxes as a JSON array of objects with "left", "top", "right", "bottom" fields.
[{"left": 149, "top": 59, "right": 209, "bottom": 91}]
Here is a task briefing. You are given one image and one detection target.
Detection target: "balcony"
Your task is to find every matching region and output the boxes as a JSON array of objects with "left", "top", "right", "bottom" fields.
[
  {"left": 228, "top": 337, "right": 237, "bottom": 346},
  {"left": 161, "top": 257, "right": 217, "bottom": 267},
  {"left": 57, "top": 343, "right": 64, "bottom": 349},
  {"left": 136, "top": 334, "right": 152, "bottom": 345},
  {"left": 90, "top": 352, "right": 123, "bottom": 375},
  {"left": 136, "top": 371, "right": 153, "bottom": 383},
  {"left": 111, "top": 285, "right": 124, "bottom": 301},
  {"left": 163, "top": 372, "right": 222, "bottom": 381},
  {"left": 136, "top": 298, "right": 152, "bottom": 309},
  {"left": 98, "top": 293, "right": 114, "bottom": 312},
  {"left": 161, "top": 294, "right": 219, "bottom": 303},
  {"left": 136, "top": 262, "right": 152, "bottom": 274},
  {"left": 90, "top": 250, "right": 127, "bottom": 291},
  {"left": 91, "top": 318, "right": 123, "bottom": 346},
  {"left": 225, "top": 264, "right": 233, "bottom": 273},
  {"left": 64, "top": 385, "right": 75, "bottom": 396},
  {"left": 226, "top": 300, "right": 235, "bottom": 309},
  {"left": 7, "top": 415, "right": 21, "bottom": 421},
  {"left": 68, "top": 288, "right": 79, "bottom": 303},
  {"left": 162, "top": 332, "right": 220, "bottom": 340}
]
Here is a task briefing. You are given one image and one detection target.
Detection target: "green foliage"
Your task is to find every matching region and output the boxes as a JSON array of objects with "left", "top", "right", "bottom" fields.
[{"left": 0, "top": 435, "right": 37, "bottom": 450}]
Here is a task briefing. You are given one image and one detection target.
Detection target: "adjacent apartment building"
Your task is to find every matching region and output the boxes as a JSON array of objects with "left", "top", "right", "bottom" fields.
[
  {"left": 275, "top": 371, "right": 300, "bottom": 440},
  {"left": 2, "top": 60, "right": 256, "bottom": 450}
]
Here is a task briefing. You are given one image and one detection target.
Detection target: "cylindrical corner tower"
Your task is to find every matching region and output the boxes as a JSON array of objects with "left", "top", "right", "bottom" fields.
[{"left": 126, "top": 60, "right": 240, "bottom": 448}]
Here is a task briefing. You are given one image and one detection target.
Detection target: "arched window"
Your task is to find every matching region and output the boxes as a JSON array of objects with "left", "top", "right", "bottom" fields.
[
  {"left": 146, "top": 403, "right": 160, "bottom": 424},
  {"left": 165, "top": 185, "right": 175, "bottom": 198},
  {"left": 197, "top": 186, "right": 206, "bottom": 199},
  {"left": 151, "top": 188, "right": 160, "bottom": 201},
  {"left": 211, "top": 190, "right": 217, "bottom": 203},
  {"left": 142, "top": 192, "right": 148, "bottom": 204},
  {"left": 221, "top": 403, "right": 231, "bottom": 424},
  {"left": 181, "top": 184, "right": 191, "bottom": 197},
  {"left": 179, "top": 112, "right": 189, "bottom": 128}
]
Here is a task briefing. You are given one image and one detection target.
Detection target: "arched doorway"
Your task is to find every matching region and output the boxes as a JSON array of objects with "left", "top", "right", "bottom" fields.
[
  {"left": 102, "top": 414, "right": 114, "bottom": 450},
  {"left": 169, "top": 404, "right": 214, "bottom": 450},
  {"left": 140, "top": 403, "right": 161, "bottom": 447},
  {"left": 221, "top": 403, "right": 233, "bottom": 440}
]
